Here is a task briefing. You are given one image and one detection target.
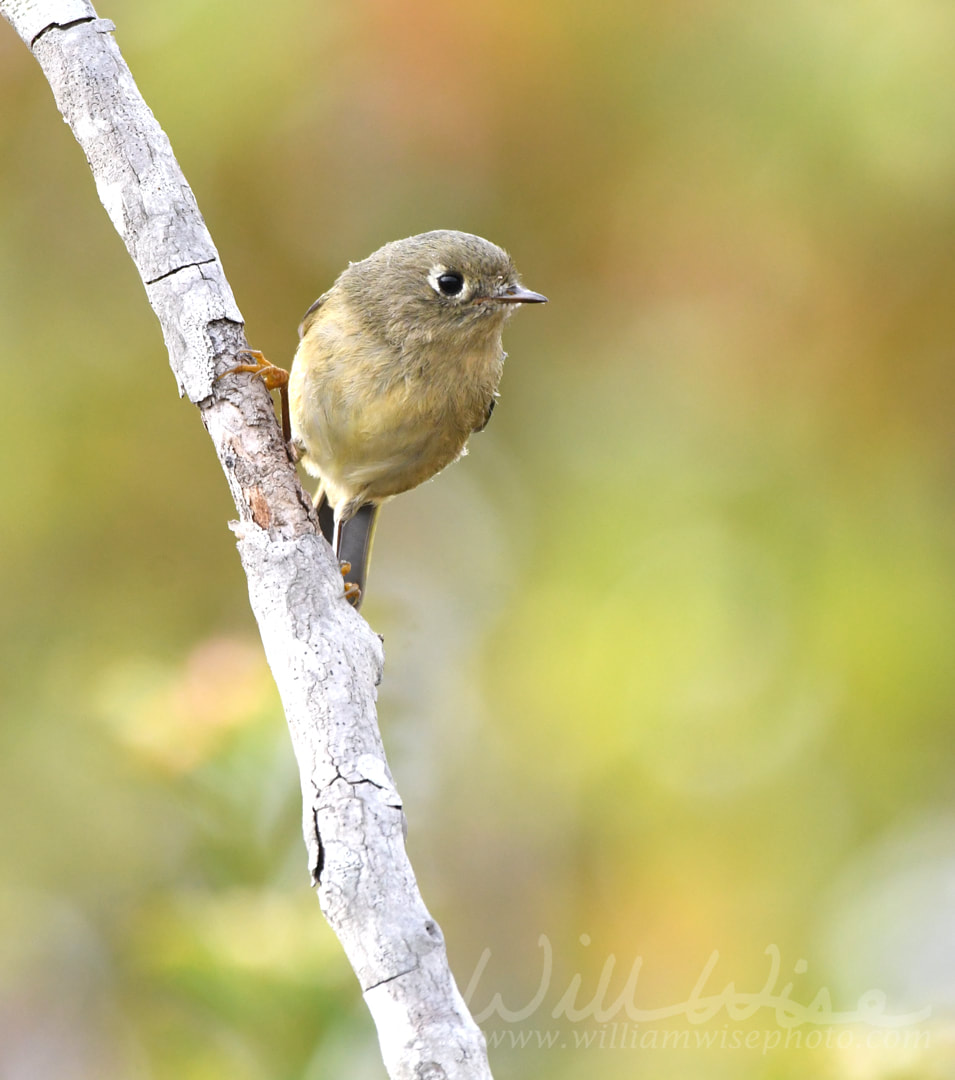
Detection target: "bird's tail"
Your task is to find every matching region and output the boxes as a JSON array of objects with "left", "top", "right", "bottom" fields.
[{"left": 316, "top": 496, "right": 379, "bottom": 610}]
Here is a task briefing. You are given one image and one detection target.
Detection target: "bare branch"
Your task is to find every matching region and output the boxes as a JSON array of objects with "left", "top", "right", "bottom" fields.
[{"left": 0, "top": 2, "right": 493, "bottom": 1076}]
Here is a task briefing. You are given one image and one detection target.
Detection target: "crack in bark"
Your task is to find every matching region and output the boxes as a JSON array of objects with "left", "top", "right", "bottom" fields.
[
  {"left": 145, "top": 256, "right": 218, "bottom": 286},
  {"left": 365, "top": 960, "right": 420, "bottom": 994},
  {"left": 30, "top": 14, "right": 93, "bottom": 44},
  {"left": 312, "top": 811, "right": 325, "bottom": 884}
]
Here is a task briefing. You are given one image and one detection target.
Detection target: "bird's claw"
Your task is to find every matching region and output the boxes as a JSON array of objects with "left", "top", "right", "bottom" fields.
[
  {"left": 339, "top": 561, "right": 361, "bottom": 607},
  {"left": 218, "top": 349, "right": 293, "bottom": 445},
  {"left": 218, "top": 349, "right": 290, "bottom": 391}
]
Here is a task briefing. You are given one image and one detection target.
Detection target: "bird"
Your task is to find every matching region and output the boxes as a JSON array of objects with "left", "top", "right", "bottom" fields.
[{"left": 224, "top": 230, "right": 546, "bottom": 607}]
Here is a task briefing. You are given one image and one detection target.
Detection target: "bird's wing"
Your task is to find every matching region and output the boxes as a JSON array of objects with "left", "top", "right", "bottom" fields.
[
  {"left": 298, "top": 289, "right": 333, "bottom": 339},
  {"left": 473, "top": 396, "right": 496, "bottom": 433}
]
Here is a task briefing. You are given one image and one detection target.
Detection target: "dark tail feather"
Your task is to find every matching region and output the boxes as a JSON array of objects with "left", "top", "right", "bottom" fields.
[
  {"left": 337, "top": 503, "right": 380, "bottom": 609},
  {"left": 314, "top": 493, "right": 379, "bottom": 608}
]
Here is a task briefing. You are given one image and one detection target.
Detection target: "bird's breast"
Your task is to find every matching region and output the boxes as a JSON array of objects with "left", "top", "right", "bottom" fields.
[{"left": 289, "top": 316, "right": 504, "bottom": 508}]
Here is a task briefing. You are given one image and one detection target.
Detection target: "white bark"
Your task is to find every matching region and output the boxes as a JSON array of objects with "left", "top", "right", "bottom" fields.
[{"left": 0, "top": 3, "right": 493, "bottom": 1077}]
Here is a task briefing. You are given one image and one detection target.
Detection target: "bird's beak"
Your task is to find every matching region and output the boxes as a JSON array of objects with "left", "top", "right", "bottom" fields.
[{"left": 495, "top": 282, "right": 548, "bottom": 305}]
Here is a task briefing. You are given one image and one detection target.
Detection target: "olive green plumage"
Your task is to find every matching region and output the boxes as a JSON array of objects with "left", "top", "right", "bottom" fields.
[{"left": 289, "top": 230, "right": 546, "bottom": 606}]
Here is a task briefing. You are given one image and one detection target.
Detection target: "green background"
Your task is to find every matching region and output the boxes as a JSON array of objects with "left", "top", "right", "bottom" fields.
[{"left": 1, "top": 1, "right": 953, "bottom": 1077}]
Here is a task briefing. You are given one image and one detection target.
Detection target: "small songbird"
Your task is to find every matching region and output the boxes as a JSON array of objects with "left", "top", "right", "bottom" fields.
[{"left": 227, "top": 230, "right": 546, "bottom": 607}]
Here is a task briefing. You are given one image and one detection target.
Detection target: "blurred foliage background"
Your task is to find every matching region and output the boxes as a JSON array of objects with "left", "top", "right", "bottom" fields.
[{"left": 2, "top": 1, "right": 955, "bottom": 1077}]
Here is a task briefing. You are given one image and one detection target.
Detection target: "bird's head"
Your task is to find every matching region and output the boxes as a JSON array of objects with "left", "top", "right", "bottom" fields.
[{"left": 338, "top": 230, "right": 547, "bottom": 349}]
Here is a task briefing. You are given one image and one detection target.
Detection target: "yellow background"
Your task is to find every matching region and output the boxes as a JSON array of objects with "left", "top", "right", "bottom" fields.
[{"left": 1, "top": 1, "right": 953, "bottom": 1077}]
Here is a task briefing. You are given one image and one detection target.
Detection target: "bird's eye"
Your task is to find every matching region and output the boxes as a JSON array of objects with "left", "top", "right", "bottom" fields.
[{"left": 436, "top": 271, "right": 465, "bottom": 296}]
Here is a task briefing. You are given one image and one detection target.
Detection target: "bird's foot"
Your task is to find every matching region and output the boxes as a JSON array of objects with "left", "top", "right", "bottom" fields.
[
  {"left": 339, "top": 561, "right": 361, "bottom": 607},
  {"left": 218, "top": 349, "right": 289, "bottom": 391},
  {"left": 218, "top": 349, "right": 293, "bottom": 445}
]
